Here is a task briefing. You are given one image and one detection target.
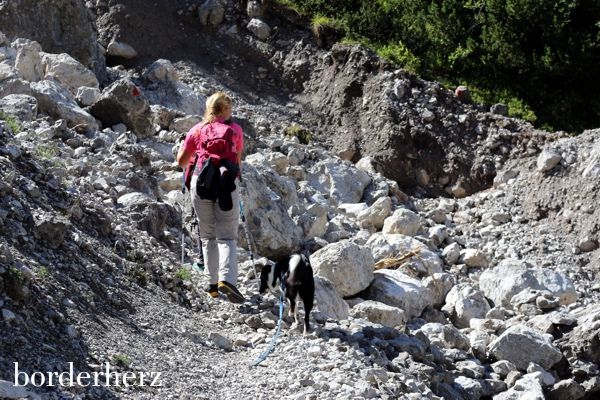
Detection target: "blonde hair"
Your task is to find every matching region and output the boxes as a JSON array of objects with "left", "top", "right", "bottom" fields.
[{"left": 200, "top": 92, "right": 233, "bottom": 129}]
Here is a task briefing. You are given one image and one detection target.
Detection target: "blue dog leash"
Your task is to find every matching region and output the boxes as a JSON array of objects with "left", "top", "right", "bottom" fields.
[{"left": 249, "top": 272, "right": 286, "bottom": 368}]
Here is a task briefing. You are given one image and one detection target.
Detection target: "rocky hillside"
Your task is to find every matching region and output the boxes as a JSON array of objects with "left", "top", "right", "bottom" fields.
[{"left": 0, "top": 1, "right": 599, "bottom": 400}]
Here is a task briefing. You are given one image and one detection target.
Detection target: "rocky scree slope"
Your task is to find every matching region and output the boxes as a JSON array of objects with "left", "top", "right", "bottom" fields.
[{"left": 0, "top": 2, "right": 599, "bottom": 400}]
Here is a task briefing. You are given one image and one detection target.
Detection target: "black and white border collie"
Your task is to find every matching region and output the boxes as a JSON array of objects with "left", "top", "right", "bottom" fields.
[{"left": 259, "top": 254, "right": 315, "bottom": 335}]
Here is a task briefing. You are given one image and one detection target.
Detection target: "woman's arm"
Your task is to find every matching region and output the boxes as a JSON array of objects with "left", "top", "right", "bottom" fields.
[{"left": 176, "top": 143, "right": 193, "bottom": 168}]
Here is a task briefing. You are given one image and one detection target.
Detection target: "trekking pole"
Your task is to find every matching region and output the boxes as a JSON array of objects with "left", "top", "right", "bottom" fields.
[
  {"left": 181, "top": 167, "right": 186, "bottom": 268},
  {"left": 238, "top": 175, "right": 259, "bottom": 289}
]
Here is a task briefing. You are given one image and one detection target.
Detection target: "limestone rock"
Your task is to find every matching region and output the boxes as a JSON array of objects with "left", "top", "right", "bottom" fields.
[
  {"left": 306, "top": 159, "right": 371, "bottom": 204},
  {"left": 310, "top": 242, "right": 374, "bottom": 297},
  {"left": 582, "top": 141, "right": 600, "bottom": 178},
  {"left": 493, "top": 374, "right": 545, "bottom": 400},
  {"left": 143, "top": 59, "right": 179, "bottom": 83},
  {"left": 356, "top": 196, "right": 392, "bottom": 229},
  {"left": 294, "top": 204, "right": 328, "bottom": 241},
  {"left": 247, "top": 0, "right": 265, "bottom": 18},
  {"left": 0, "top": 0, "right": 106, "bottom": 79},
  {"left": 209, "top": 332, "right": 233, "bottom": 350},
  {"left": 199, "top": 0, "right": 225, "bottom": 26},
  {"left": 107, "top": 41, "right": 138, "bottom": 59},
  {"left": 458, "top": 248, "right": 489, "bottom": 268},
  {"left": 41, "top": 52, "right": 99, "bottom": 97},
  {"left": 545, "top": 379, "right": 585, "bottom": 400},
  {"left": 382, "top": 208, "right": 421, "bottom": 236},
  {"left": 74, "top": 87, "right": 100, "bottom": 108},
  {"left": 145, "top": 81, "right": 206, "bottom": 116},
  {"left": 350, "top": 300, "right": 407, "bottom": 328},
  {"left": 247, "top": 18, "right": 271, "bottom": 40},
  {"left": 0, "top": 379, "right": 29, "bottom": 399},
  {"left": 494, "top": 170, "right": 519, "bottom": 188},
  {"left": 31, "top": 80, "right": 98, "bottom": 130},
  {"left": 314, "top": 276, "right": 348, "bottom": 321},
  {"left": 442, "top": 242, "right": 461, "bottom": 265},
  {"left": 235, "top": 163, "right": 302, "bottom": 259},
  {"left": 170, "top": 116, "right": 201, "bottom": 134},
  {"left": 90, "top": 79, "right": 154, "bottom": 139},
  {"left": 537, "top": 148, "right": 562, "bottom": 172},
  {"left": 33, "top": 215, "right": 71, "bottom": 247},
  {"left": 0, "top": 95, "right": 37, "bottom": 122},
  {"left": 490, "top": 103, "right": 509, "bottom": 116},
  {"left": 489, "top": 324, "right": 563, "bottom": 370},
  {"left": 0, "top": 78, "right": 31, "bottom": 99},
  {"left": 442, "top": 284, "right": 491, "bottom": 329},
  {"left": 368, "top": 269, "right": 433, "bottom": 319},
  {"left": 479, "top": 260, "right": 578, "bottom": 310},
  {"left": 13, "top": 39, "right": 43, "bottom": 82}
]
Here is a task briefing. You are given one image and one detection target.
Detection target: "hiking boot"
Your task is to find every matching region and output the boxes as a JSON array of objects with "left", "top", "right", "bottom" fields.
[
  {"left": 203, "top": 282, "right": 218, "bottom": 297},
  {"left": 218, "top": 281, "right": 245, "bottom": 303}
]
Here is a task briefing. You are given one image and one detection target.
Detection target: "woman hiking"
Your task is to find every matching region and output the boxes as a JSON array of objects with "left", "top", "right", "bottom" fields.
[{"left": 176, "top": 92, "right": 245, "bottom": 303}]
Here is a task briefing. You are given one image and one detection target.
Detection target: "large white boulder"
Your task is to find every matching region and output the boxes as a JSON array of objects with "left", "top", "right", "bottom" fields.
[
  {"left": 489, "top": 324, "right": 563, "bottom": 370},
  {"left": 382, "top": 208, "right": 421, "bottom": 236},
  {"left": 442, "top": 283, "right": 491, "bottom": 329},
  {"left": 145, "top": 81, "right": 206, "bottom": 116},
  {"left": 356, "top": 196, "right": 392, "bottom": 229},
  {"left": 143, "top": 59, "right": 179, "bottom": 82},
  {"left": 245, "top": 153, "right": 299, "bottom": 209},
  {"left": 90, "top": 79, "right": 154, "bottom": 139},
  {"left": 236, "top": 163, "right": 302, "bottom": 259},
  {"left": 306, "top": 159, "right": 371, "bottom": 205},
  {"left": 13, "top": 39, "right": 43, "bottom": 82},
  {"left": 350, "top": 300, "right": 407, "bottom": 328},
  {"left": 479, "top": 260, "right": 578, "bottom": 310},
  {"left": 41, "top": 52, "right": 99, "bottom": 97},
  {"left": 310, "top": 242, "right": 374, "bottom": 297},
  {"left": 31, "top": 80, "right": 98, "bottom": 130},
  {"left": 294, "top": 204, "right": 328, "bottom": 241},
  {"left": 368, "top": 269, "right": 435, "bottom": 319},
  {"left": 314, "top": 276, "right": 348, "bottom": 321}
]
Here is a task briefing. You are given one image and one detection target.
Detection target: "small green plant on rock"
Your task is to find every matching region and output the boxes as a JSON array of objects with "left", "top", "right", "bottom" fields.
[
  {"left": 127, "top": 266, "right": 149, "bottom": 286},
  {"left": 175, "top": 268, "right": 191, "bottom": 281},
  {"left": 112, "top": 353, "right": 131, "bottom": 368},
  {"left": 0, "top": 111, "right": 21, "bottom": 134},
  {"left": 37, "top": 267, "right": 48, "bottom": 285},
  {"left": 285, "top": 123, "right": 311, "bottom": 144}
]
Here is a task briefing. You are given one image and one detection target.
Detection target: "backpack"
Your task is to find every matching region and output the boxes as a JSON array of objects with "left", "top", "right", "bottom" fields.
[
  {"left": 198, "top": 120, "right": 238, "bottom": 167},
  {"left": 183, "top": 120, "right": 237, "bottom": 190}
]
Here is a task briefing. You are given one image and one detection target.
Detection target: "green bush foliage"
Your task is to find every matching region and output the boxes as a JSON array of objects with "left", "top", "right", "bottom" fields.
[{"left": 276, "top": 0, "right": 600, "bottom": 133}]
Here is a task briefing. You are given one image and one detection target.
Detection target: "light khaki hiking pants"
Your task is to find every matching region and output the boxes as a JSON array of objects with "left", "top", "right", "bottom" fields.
[{"left": 191, "top": 175, "right": 239, "bottom": 286}]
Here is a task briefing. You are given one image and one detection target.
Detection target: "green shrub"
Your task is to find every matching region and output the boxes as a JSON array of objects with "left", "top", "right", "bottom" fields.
[
  {"left": 112, "top": 353, "right": 131, "bottom": 368},
  {"left": 0, "top": 111, "right": 21, "bottom": 134},
  {"left": 285, "top": 123, "right": 311, "bottom": 144},
  {"left": 377, "top": 41, "right": 420, "bottom": 73},
  {"left": 175, "top": 268, "right": 191, "bottom": 281},
  {"left": 272, "top": 0, "right": 600, "bottom": 133}
]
